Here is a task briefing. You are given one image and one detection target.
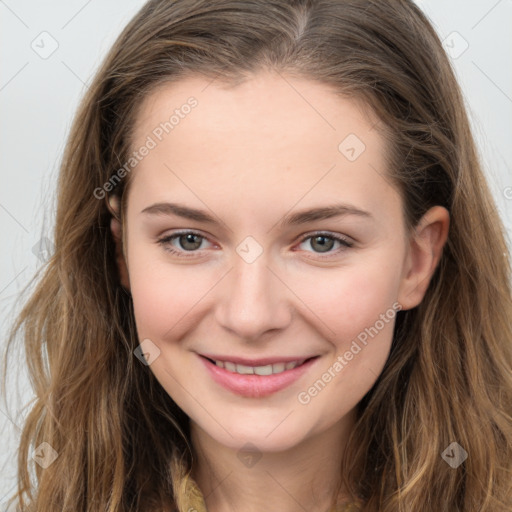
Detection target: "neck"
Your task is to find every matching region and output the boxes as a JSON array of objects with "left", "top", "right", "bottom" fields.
[{"left": 190, "top": 409, "right": 356, "bottom": 512}]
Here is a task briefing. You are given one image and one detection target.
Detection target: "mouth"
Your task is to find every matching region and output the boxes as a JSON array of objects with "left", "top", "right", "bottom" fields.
[
  {"left": 198, "top": 354, "right": 320, "bottom": 398},
  {"left": 201, "top": 356, "right": 316, "bottom": 375}
]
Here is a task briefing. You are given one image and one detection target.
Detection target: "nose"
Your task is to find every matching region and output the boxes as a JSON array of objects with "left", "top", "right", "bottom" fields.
[{"left": 214, "top": 253, "right": 292, "bottom": 342}]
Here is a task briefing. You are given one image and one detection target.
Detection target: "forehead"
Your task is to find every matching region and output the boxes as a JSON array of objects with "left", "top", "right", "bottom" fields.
[
  {"left": 126, "top": 72, "right": 398, "bottom": 226},
  {"left": 132, "top": 71, "right": 382, "bottom": 152}
]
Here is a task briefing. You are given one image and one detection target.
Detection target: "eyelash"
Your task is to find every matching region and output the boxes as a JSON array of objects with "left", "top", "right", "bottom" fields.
[{"left": 156, "top": 230, "right": 354, "bottom": 259}]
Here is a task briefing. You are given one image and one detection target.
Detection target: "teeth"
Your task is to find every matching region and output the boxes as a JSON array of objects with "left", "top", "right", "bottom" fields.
[
  {"left": 254, "top": 364, "right": 273, "bottom": 376},
  {"left": 236, "top": 364, "right": 254, "bottom": 374},
  {"left": 213, "top": 359, "right": 306, "bottom": 375},
  {"left": 272, "top": 362, "right": 285, "bottom": 373},
  {"left": 224, "top": 361, "right": 237, "bottom": 372}
]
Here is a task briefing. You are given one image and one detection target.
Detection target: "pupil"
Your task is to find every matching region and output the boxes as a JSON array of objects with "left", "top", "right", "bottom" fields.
[
  {"left": 180, "top": 234, "right": 201, "bottom": 251},
  {"left": 312, "top": 235, "right": 333, "bottom": 253}
]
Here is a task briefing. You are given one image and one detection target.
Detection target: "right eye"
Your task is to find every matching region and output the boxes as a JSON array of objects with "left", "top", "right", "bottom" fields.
[{"left": 157, "top": 230, "right": 215, "bottom": 258}]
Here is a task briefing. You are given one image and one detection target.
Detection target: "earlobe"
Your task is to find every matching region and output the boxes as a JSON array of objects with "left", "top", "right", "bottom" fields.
[
  {"left": 110, "top": 216, "right": 131, "bottom": 292},
  {"left": 397, "top": 206, "right": 450, "bottom": 310}
]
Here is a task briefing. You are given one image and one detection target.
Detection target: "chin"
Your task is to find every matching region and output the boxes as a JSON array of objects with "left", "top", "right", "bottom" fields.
[{"left": 199, "top": 418, "right": 311, "bottom": 454}]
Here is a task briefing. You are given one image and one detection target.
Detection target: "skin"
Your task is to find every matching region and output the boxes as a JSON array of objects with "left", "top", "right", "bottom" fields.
[{"left": 110, "top": 71, "right": 449, "bottom": 512}]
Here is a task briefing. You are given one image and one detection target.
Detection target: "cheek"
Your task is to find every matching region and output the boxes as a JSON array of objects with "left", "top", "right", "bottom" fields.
[
  {"left": 127, "top": 246, "right": 211, "bottom": 339},
  {"left": 293, "top": 263, "right": 401, "bottom": 424},
  {"left": 290, "top": 252, "right": 403, "bottom": 345},
  {"left": 290, "top": 253, "right": 402, "bottom": 407}
]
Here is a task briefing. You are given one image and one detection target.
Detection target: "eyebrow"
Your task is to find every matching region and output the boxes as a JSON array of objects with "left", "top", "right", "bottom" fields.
[{"left": 140, "top": 202, "right": 373, "bottom": 227}]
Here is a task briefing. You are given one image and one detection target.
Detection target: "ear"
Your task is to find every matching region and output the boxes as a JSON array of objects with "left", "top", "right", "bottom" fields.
[
  {"left": 110, "top": 216, "right": 131, "bottom": 291},
  {"left": 397, "top": 205, "right": 450, "bottom": 310}
]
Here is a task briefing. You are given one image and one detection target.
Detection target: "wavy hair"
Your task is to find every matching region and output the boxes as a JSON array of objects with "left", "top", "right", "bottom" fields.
[{"left": 2, "top": 0, "right": 512, "bottom": 510}]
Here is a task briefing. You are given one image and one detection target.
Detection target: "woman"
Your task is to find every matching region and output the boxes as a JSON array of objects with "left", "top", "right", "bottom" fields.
[{"left": 3, "top": 0, "right": 512, "bottom": 510}]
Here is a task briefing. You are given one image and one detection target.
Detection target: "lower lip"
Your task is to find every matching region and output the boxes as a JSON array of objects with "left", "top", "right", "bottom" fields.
[{"left": 198, "top": 355, "right": 319, "bottom": 398}]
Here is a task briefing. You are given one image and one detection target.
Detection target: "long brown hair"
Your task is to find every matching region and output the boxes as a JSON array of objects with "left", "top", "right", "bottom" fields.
[{"left": 3, "top": 0, "right": 512, "bottom": 510}]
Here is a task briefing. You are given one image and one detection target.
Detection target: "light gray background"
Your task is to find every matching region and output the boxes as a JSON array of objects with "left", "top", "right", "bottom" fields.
[{"left": 1, "top": 0, "right": 511, "bottom": 504}]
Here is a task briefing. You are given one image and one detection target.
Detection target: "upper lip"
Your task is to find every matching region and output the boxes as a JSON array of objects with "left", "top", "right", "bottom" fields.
[{"left": 199, "top": 353, "right": 318, "bottom": 366}]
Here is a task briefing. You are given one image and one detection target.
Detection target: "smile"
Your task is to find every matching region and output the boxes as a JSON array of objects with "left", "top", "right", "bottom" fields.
[
  {"left": 198, "top": 354, "right": 320, "bottom": 398},
  {"left": 207, "top": 358, "right": 307, "bottom": 375}
]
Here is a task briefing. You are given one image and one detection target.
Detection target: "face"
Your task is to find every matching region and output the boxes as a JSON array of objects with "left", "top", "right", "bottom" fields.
[{"left": 115, "top": 72, "right": 442, "bottom": 453}]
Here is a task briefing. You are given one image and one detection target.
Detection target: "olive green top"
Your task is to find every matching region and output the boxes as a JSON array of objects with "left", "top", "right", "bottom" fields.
[{"left": 184, "top": 477, "right": 363, "bottom": 512}]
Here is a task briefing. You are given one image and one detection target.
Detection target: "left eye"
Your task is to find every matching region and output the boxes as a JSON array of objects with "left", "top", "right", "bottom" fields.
[{"left": 297, "top": 233, "right": 353, "bottom": 254}]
